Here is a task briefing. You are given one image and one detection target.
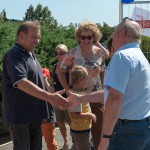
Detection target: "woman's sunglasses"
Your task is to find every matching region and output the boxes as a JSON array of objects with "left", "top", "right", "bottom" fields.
[
  {"left": 55, "top": 51, "right": 67, "bottom": 56},
  {"left": 80, "top": 35, "right": 93, "bottom": 40}
]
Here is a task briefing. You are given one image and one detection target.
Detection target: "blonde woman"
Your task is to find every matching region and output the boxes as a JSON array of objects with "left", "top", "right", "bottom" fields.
[{"left": 52, "top": 44, "right": 71, "bottom": 150}]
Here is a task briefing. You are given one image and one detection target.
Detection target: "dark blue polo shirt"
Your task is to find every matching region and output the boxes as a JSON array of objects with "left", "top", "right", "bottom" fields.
[{"left": 2, "top": 43, "right": 47, "bottom": 124}]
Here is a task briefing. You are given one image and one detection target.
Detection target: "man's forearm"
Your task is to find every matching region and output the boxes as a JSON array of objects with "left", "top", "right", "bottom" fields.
[
  {"left": 102, "top": 88, "right": 123, "bottom": 135},
  {"left": 102, "top": 98, "right": 121, "bottom": 135},
  {"left": 81, "top": 90, "right": 104, "bottom": 103},
  {"left": 17, "top": 78, "right": 69, "bottom": 111},
  {"left": 17, "top": 79, "right": 53, "bottom": 102}
]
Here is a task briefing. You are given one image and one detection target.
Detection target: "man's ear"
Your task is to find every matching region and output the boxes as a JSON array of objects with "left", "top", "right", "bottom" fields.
[
  {"left": 120, "top": 30, "right": 126, "bottom": 38},
  {"left": 19, "top": 31, "right": 25, "bottom": 40}
]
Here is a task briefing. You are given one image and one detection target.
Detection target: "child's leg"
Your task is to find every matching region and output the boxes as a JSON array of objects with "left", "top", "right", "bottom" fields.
[
  {"left": 70, "top": 131, "right": 90, "bottom": 150},
  {"left": 58, "top": 121, "right": 69, "bottom": 147},
  {"left": 42, "top": 122, "right": 58, "bottom": 150}
]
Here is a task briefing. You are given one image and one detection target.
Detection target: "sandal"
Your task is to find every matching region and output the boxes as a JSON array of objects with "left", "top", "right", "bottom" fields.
[{"left": 61, "top": 142, "right": 69, "bottom": 150}]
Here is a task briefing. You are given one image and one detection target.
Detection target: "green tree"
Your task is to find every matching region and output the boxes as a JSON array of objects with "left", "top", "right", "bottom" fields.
[
  {"left": 0, "top": 21, "right": 20, "bottom": 135},
  {"left": 36, "top": 23, "right": 76, "bottom": 71},
  {"left": 141, "top": 36, "right": 150, "bottom": 62},
  {"left": 24, "top": 5, "right": 35, "bottom": 21},
  {"left": 100, "top": 22, "right": 115, "bottom": 43},
  {"left": 34, "top": 4, "right": 43, "bottom": 21},
  {"left": 0, "top": 9, "right": 7, "bottom": 22},
  {"left": 24, "top": 4, "right": 58, "bottom": 28}
]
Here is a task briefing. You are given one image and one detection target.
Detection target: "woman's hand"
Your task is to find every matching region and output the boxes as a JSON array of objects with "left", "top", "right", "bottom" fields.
[{"left": 94, "top": 41, "right": 110, "bottom": 59}]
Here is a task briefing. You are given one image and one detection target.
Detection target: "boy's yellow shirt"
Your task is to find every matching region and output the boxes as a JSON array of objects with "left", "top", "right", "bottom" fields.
[{"left": 69, "top": 90, "right": 92, "bottom": 131}]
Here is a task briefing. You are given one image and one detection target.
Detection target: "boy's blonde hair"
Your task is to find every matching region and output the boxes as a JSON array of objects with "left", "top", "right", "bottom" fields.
[{"left": 70, "top": 65, "right": 88, "bottom": 86}]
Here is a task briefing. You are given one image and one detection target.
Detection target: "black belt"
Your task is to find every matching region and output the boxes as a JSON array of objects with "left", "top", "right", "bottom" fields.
[{"left": 118, "top": 116, "right": 150, "bottom": 123}]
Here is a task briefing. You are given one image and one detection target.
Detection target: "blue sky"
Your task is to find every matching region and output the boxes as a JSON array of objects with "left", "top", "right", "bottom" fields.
[{"left": 0, "top": 0, "right": 148, "bottom": 27}]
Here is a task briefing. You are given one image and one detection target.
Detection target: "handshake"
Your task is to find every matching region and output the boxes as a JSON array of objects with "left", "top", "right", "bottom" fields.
[{"left": 47, "top": 89, "right": 82, "bottom": 111}]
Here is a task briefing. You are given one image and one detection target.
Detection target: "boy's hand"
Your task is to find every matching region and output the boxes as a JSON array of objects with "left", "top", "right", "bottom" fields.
[{"left": 88, "top": 113, "right": 96, "bottom": 123}]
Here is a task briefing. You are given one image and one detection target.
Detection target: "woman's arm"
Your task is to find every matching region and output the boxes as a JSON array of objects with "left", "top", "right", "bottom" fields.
[
  {"left": 43, "top": 77, "right": 54, "bottom": 93},
  {"left": 57, "top": 64, "right": 70, "bottom": 92},
  {"left": 95, "top": 42, "right": 109, "bottom": 59}
]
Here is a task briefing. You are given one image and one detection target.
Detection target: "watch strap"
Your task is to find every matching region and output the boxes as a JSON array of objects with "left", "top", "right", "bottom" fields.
[{"left": 102, "top": 133, "right": 112, "bottom": 138}]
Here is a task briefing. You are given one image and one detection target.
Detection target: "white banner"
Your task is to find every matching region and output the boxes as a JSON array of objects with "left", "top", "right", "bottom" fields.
[{"left": 131, "top": 7, "right": 150, "bottom": 37}]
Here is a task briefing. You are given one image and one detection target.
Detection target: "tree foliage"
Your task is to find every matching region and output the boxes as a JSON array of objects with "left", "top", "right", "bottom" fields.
[
  {"left": 0, "top": 9, "right": 7, "bottom": 22},
  {"left": 24, "top": 4, "right": 58, "bottom": 28},
  {"left": 24, "top": 5, "right": 35, "bottom": 21}
]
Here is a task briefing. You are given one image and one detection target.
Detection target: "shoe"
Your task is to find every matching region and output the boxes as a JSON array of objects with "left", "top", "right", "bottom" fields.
[
  {"left": 71, "top": 144, "right": 74, "bottom": 150},
  {"left": 90, "top": 138, "right": 94, "bottom": 150},
  {"left": 90, "top": 144, "right": 94, "bottom": 150},
  {"left": 61, "top": 142, "right": 69, "bottom": 150}
]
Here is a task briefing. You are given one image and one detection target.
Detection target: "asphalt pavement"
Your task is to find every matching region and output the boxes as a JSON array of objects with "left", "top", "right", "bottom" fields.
[{"left": 0, "top": 125, "right": 73, "bottom": 150}]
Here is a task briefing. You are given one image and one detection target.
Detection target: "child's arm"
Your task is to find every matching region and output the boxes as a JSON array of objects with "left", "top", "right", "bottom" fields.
[
  {"left": 43, "top": 77, "right": 54, "bottom": 93},
  {"left": 70, "top": 112, "right": 96, "bottom": 123}
]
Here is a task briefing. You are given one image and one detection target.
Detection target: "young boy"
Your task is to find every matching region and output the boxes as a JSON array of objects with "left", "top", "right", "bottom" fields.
[{"left": 69, "top": 65, "right": 96, "bottom": 150}]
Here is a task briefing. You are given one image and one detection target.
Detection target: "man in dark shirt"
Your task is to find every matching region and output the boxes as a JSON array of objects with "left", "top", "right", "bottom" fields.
[{"left": 2, "top": 20, "right": 69, "bottom": 150}]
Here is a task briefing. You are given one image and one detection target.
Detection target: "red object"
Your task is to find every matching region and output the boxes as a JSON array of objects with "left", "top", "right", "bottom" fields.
[
  {"left": 42, "top": 68, "right": 50, "bottom": 79},
  {"left": 136, "top": 20, "right": 150, "bottom": 28}
]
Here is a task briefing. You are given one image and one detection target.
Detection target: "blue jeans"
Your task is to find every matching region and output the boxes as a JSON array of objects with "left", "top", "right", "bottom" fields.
[
  {"left": 8, "top": 121, "right": 42, "bottom": 150},
  {"left": 108, "top": 118, "right": 150, "bottom": 150}
]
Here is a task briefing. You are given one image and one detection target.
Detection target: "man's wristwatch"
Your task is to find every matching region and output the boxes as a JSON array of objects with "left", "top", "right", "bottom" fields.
[{"left": 101, "top": 133, "right": 112, "bottom": 139}]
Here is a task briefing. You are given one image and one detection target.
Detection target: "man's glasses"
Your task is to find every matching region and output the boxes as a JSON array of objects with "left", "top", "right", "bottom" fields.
[
  {"left": 123, "top": 20, "right": 128, "bottom": 37},
  {"left": 122, "top": 17, "right": 133, "bottom": 21},
  {"left": 80, "top": 35, "right": 93, "bottom": 40},
  {"left": 55, "top": 51, "right": 67, "bottom": 56}
]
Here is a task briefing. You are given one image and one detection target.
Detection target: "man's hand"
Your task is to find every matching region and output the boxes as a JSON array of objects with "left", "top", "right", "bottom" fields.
[
  {"left": 48, "top": 91, "right": 70, "bottom": 110},
  {"left": 17, "top": 79, "right": 69, "bottom": 110},
  {"left": 67, "top": 90, "right": 82, "bottom": 108}
]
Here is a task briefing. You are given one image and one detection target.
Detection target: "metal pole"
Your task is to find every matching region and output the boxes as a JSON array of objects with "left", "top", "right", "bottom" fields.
[{"left": 119, "top": 1, "right": 123, "bottom": 23}]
